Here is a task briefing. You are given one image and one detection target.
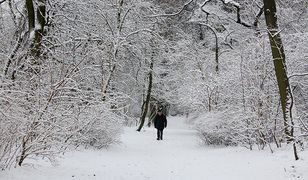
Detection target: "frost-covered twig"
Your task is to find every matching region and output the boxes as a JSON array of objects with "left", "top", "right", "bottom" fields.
[
  {"left": 253, "top": 6, "right": 264, "bottom": 27},
  {"left": 288, "top": 73, "right": 308, "bottom": 79},
  {"left": 119, "top": 7, "right": 133, "bottom": 32},
  {"left": 298, "top": 115, "right": 308, "bottom": 132},
  {"left": 201, "top": 0, "right": 252, "bottom": 28},
  {"left": 147, "top": 0, "right": 194, "bottom": 18}
]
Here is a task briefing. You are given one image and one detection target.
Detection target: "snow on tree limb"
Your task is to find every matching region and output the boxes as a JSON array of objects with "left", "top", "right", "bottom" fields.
[
  {"left": 146, "top": 0, "right": 194, "bottom": 18},
  {"left": 288, "top": 73, "right": 308, "bottom": 79}
]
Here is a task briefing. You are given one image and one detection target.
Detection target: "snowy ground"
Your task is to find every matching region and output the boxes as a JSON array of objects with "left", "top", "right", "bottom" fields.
[{"left": 1, "top": 116, "right": 308, "bottom": 180}]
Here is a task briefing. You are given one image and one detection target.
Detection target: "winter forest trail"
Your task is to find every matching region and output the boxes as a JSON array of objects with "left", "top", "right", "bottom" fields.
[{"left": 2, "top": 117, "right": 307, "bottom": 180}]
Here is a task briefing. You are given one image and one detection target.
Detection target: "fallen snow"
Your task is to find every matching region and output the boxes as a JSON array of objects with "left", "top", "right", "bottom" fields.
[
  {"left": 224, "top": 0, "right": 241, "bottom": 7},
  {"left": 1, "top": 116, "right": 307, "bottom": 180}
]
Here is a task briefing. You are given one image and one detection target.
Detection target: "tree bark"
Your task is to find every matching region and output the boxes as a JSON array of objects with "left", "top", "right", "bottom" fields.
[
  {"left": 137, "top": 58, "right": 154, "bottom": 131},
  {"left": 26, "top": 0, "right": 46, "bottom": 71},
  {"left": 32, "top": 0, "right": 46, "bottom": 58},
  {"left": 26, "top": 0, "right": 35, "bottom": 32},
  {"left": 263, "top": 0, "right": 298, "bottom": 160},
  {"left": 263, "top": 0, "right": 293, "bottom": 141}
]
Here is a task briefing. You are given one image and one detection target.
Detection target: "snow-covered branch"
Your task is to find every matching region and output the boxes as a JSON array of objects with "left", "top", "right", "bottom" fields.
[
  {"left": 147, "top": 0, "right": 194, "bottom": 18},
  {"left": 201, "top": 0, "right": 251, "bottom": 28},
  {"left": 288, "top": 73, "right": 308, "bottom": 79}
]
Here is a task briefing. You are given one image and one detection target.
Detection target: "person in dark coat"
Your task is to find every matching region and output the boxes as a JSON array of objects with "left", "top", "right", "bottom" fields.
[{"left": 154, "top": 108, "right": 167, "bottom": 140}]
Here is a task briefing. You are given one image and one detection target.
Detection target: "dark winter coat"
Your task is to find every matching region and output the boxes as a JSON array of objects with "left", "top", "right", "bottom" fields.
[{"left": 154, "top": 114, "right": 167, "bottom": 130}]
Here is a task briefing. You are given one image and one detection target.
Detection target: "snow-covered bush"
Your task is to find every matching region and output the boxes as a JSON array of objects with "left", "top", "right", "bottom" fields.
[
  {"left": 194, "top": 109, "right": 284, "bottom": 150},
  {"left": 0, "top": 74, "right": 125, "bottom": 169},
  {"left": 64, "top": 104, "right": 123, "bottom": 149},
  {"left": 194, "top": 110, "right": 251, "bottom": 147}
]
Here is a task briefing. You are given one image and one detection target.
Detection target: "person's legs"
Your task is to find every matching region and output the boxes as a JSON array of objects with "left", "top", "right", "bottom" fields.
[
  {"left": 157, "top": 129, "right": 160, "bottom": 140},
  {"left": 160, "top": 129, "right": 164, "bottom": 140}
]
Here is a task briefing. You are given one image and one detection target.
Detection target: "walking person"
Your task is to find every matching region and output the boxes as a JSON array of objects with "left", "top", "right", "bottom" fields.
[{"left": 154, "top": 108, "right": 167, "bottom": 140}]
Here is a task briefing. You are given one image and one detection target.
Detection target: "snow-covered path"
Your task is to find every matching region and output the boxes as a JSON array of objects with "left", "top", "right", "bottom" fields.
[{"left": 1, "top": 116, "right": 307, "bottom": 180}]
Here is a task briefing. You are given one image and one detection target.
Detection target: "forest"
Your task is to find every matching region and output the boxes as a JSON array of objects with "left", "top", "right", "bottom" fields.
[{"left": 0, "top": 0, "right": 307, "bottom": 174}]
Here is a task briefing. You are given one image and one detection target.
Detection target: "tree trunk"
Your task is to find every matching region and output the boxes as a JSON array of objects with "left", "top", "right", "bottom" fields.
[
  {"left": 26, "top": 0, "right": 46, "bottom": 70},
  {"left": 263, "top": 0, "right": 293, "bottom": 141},
  {"left": 137, "top": 59, "right": 154, "bottom": 131},
  {"left": 26, "top": 0, "right": 35, "bottom": 32},
  {"left": 32, "top": 0, "right": 46, "bottom": 58},
  {"left": 147, "top": 101, "right": 156, "bottom": 127},
  {"left": 263, "top": 0, "right": 298, "bottom": 160}
]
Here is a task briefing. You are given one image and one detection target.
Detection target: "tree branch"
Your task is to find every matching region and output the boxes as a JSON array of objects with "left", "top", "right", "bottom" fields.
[
  {"left": 101, "top": 13, "right": 115, "bottom": 37},
  {"left": 200, "top": 0, "right": 211, "bottom": 17},
  {"left": 8, "top": 0, "right": 18, "bottom": 26},
  {"left": 299, "top": 115, "right": 308, "bottom": 132},
  {"left": 201, "top": 0, "right": 252, "bottom": 28},
  {"left": 122, "top": 28, "right": 164, "bottom": 43},
  {"left": 253, "top": 6, "right": 264, "bottom": 28},
  {"left": 147, "top": 0, "right": 194, "bottom": 18},
  {"left": 119, "top": 7, "right": 133, "bottom": 32},
  {"left": 0, "top": 0, "right": 6, "bottom": 4},
  {"left": 219, "top": 0, "right": 251, "bottom": 28},
  {"left": 189, "top": 21, "right": 219, "bottom": 72},
  {"left": 288, "top": 73, "right": 308, "bottom": 79},
  {"left": 92, "top": 3, "right": 115, "bottom": 37}
]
